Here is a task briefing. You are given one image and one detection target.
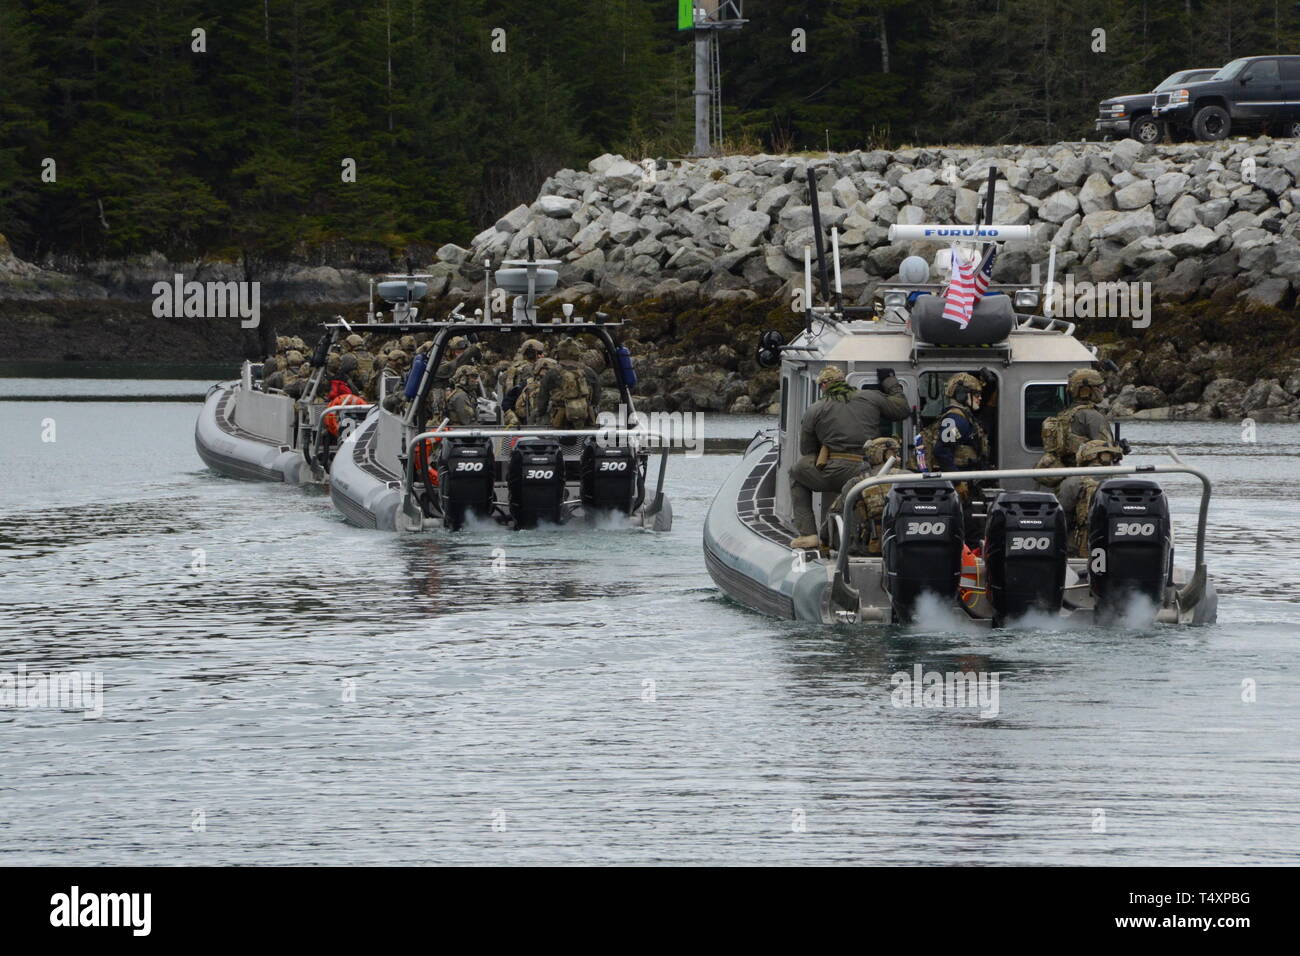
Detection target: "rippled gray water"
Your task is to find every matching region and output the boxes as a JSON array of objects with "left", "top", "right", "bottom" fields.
[{"left": 1, "top": 385, "right": 1298, "bottom": 864}]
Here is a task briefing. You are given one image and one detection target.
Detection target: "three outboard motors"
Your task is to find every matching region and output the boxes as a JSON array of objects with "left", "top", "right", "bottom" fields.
[
  {"left": 983, "top": 492, "right": 1067, "bottom": 627},
  {"left": 1087, "top": 479, "right": 1172, "bottom": 624},
  {"left": 507, "top": 438, "right": 566, "bottom": 528},
  {"left": 580, "top": 439, "right": 638, "bottom": 515},
  {"left": 437, "top": 436, "right": 495, "bottom": 531},
  {"left": 881, "top": 481, "right": 965, "bottom": 623}
]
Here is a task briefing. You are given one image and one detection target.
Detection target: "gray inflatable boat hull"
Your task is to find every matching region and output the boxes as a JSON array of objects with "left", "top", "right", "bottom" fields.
[
  {"left": 328, "top": 413, "right": 402, "bottom": 530},
  {"left": 195, "top": 382, "right": 308, "bottom": 483},
  {"left": 703, "top": 435, "right": 829, "bottom": 622}
]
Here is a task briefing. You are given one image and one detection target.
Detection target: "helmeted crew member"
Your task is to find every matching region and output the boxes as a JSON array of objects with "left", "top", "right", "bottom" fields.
[
  {"left": 514, "top": 356, "right": 557, "bottom": 427},
  {"left": 788, "top": 365, "right": 910, "bottom": 550},
  {"left": 536, "top": 338, "right": 601, "bottom": 429},
  {"left": 446, "top": 365, "right": 482, "bottom": 425},
  {"left": 502, "top": 339, "right": 546, "bottom": 399},
  {"left": 929, "top": 372, "right": 990, "bottom": 472},
  {"left": 1057, "top": 440, "right": 1123, "bottom": 557},
  {"left": 1035, "top": 367, "right": 1125, "bottom": 490},
  {"left": 825, "top": 435, "right": 913, "bottom": 556}
]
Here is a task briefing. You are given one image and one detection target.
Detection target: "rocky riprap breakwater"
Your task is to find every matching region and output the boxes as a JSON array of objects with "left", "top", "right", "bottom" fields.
[
  {"left": 439, "top": 138, "right": 1300, "bottom": 312},
  {"left": 7, "top": 139, "right": 1300, "bottom": 419}
]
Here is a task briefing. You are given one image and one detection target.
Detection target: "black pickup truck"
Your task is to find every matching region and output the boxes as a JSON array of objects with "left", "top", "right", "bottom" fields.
[
  {"left": 1152, "top": 55, "right": 1300, "bottom": 140},
  {"left": 1096, "top": 69, "right": 1218, "bottom": 142}
]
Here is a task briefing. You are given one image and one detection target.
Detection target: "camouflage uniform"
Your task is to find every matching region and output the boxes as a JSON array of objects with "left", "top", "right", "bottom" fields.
[
  {"left": 374, "top": 349, "right": 409, "bottom": 406},
  {"left": 1035, "top": 368, "right": 1114, "bottom": 490},
  {"left": 1057, "top": 439, "right": 1123, "bottom": 557},
  {"left": 445, "top": 365, "right": 481, "bottom": 425},
  {"left": 826, "top": 436, "right": 913, "bottom": 555},
  {"left": 788, "top": 365, "right": 910, "bottom": 544},
  {"left": 536, "top": 338, "right": 601, "bottom": 429}
]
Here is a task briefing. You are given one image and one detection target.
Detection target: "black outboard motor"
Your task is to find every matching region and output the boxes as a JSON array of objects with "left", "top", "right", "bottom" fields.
[
  {"left": 507, "top": 438, "right": 566, "bottom": 528},
  {"left": 983, "top": 491, "right": 1067, "bottom": 627},
  {"left": 437, "top": 436, "right": 495, "bottom": 531},
  {"left": 1088, "top": 479, "right": 1172, "bottom": 625},
  {"left": 580, "top": 439, "right": 638, "bottom": 515},
  {"left": 881, "top": 481, "right": 965, "bottom": 624}
]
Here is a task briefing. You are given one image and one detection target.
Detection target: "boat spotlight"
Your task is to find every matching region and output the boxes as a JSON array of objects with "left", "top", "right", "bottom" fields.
[
  {"left": 1014, "top": 289, "right": 1040, "bottom": 310},
  {"left": 883, "top": 290, "right": 908, "bottom": 309}
]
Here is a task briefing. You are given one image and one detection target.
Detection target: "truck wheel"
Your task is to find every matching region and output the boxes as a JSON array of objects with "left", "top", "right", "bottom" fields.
[
  {"left": 1285, "top": 120, "right": 1300, "bottom": 138},
  {"left": 1192, "top": 105, "right": 1231, "bottom": 141},
  {"left": 1130, "top": 116, "right": 1161, "bottom": 144}
]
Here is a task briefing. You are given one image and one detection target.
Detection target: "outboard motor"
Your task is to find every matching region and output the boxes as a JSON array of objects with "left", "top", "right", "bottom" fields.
[
  {"left": 1088, "top": 479, "right": 1172, "bottom": 625},
  {"left": 580, "top": 439, "right": 638, "bottom": 515},
  {"left": 983, "top": 492, "right": 1067, "bottom": 627},
  {"left": 507, "top": 438, "right": 566, "bottom": 528},
  {"left": 437, "top": 436, "right": 495, "bottom": 531},
  {"left": 881, "top": 481, "right": 965, "bottom": 624}
]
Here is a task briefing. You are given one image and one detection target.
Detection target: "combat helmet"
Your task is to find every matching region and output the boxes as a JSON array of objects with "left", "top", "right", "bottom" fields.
[
  {"left": 447, "top": 335, "right": 470, "bottom": 352},
  {"left": 945, "top": 372, "right": 983, "bottom": 406},
  {"left": 345, "top": 333, "right": 364, "bottom": 350},
  {"left": 1068, "top": 368, "right": 1105, "bottom": 403},
  {"left": 521, "top": 338, "right": 546, "bottom": 359},
  {"left": 1077, "top": 439, "right": 1122, "bottom": 466},
  {"left": 452, "top": 365, "right": 481, "bottom": 387},
  {"left": 555, "top": 337, "right": 584, "bottom": 361},
  {"left": 817, "top": 365, "right": 846, "bottom": 386},
  {"left": 864, "top": 436, "right": 902, "bottom": 468}
]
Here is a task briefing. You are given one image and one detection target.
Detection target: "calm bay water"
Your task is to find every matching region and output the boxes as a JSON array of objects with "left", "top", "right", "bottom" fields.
[{"left": 1, "top": 383, "right": 1297, "bottom": 864}]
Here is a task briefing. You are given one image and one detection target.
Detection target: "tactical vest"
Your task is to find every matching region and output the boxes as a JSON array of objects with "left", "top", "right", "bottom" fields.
[
  {"left": 1070, "top": 477, "right": 1100, "bottom": 558},
  {"left": 1043, "top": 402, "right": 1095, "bottom": 466},
  {"left": 353, "top": 350, "right": 375, "bottom": 379},
  {"left": 917, "top": 405, "right": 987, "bottom": 469},
  {"left": 549, "top": 362, "right": 593, "bottom": 427}
]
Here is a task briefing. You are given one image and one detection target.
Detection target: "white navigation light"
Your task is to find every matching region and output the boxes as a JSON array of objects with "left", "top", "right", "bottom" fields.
[
  {"left": 899, "top": 255, "right": 930, "bottom": 284},
  {"left": 889, "top": 224, "right": 1032, "bottom": 242}
]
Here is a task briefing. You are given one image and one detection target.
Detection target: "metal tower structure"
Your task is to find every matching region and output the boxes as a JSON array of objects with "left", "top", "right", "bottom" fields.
[{"left": 681, "top": 1, "right": 746, "bottom": 157}]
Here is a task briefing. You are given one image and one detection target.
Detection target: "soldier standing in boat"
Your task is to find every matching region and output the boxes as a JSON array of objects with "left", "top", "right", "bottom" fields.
[
  {"left": 536, "top": 338, "right": 601, "bottom": 429},
  {"left": 1035, "top": 368, "right": 1126, "bottom": 490},
  {"left": 788, "top": 365, "right": 909, "bottom": 550},
  {"left": 446, "top": 365, "right": 482, "bottom": 426}
]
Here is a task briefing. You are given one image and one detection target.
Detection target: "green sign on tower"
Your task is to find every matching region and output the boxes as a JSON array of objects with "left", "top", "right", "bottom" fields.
[{"left": 678, "top": 0, "right": 693, "bottom": 31}]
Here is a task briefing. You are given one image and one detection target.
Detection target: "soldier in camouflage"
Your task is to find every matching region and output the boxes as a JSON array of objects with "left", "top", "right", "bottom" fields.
[
  {"left": 1057, "top": 439, "right": 1123, "bottom": 557},
  {"left": 1035, "top": 368, "right": 1123, "bottom": 490},
  {"left": 446, "top": 365, "right": 482, "bottom": 425},
  {"left": 788, "top": 365, "right": 910, "bottom": 549},
  {"left": 536, "top": 338, "right": 601, "bottom": 429},
  {"left": 825, "top": 435, "right": 913, "bottom": 556}
]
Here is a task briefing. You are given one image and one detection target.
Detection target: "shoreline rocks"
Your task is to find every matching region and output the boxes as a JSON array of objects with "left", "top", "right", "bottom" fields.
[{"left": 7, "top": 140, "right": 1300, "bottom": 418}]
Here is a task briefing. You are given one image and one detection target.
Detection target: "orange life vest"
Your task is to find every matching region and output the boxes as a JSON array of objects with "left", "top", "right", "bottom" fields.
[{"left": 323, "top": 393, "right": 367, "bottom": 437}]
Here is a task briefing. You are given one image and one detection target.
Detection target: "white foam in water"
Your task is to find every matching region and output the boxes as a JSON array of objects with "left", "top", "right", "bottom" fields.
[
  {"left": 905, "top": 591, "right": 982, "bottom": 634},
  {"left": 1002, "top": 606, "right": 1075, "bottom": 632},
  {"left": 1113, "top": 590, "right": 1161, "bottom": 630}
]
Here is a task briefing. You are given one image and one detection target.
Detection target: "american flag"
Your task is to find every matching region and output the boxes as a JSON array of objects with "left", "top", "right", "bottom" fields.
[
  {"left": 942, "top": 243, "right": 998, "bottom": 328},
  {"left": 941, "top": 243, "right": 977, "bottom": 327},
  {"left": 973, "top": 244, "right": 996, "bottom": 300}
]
